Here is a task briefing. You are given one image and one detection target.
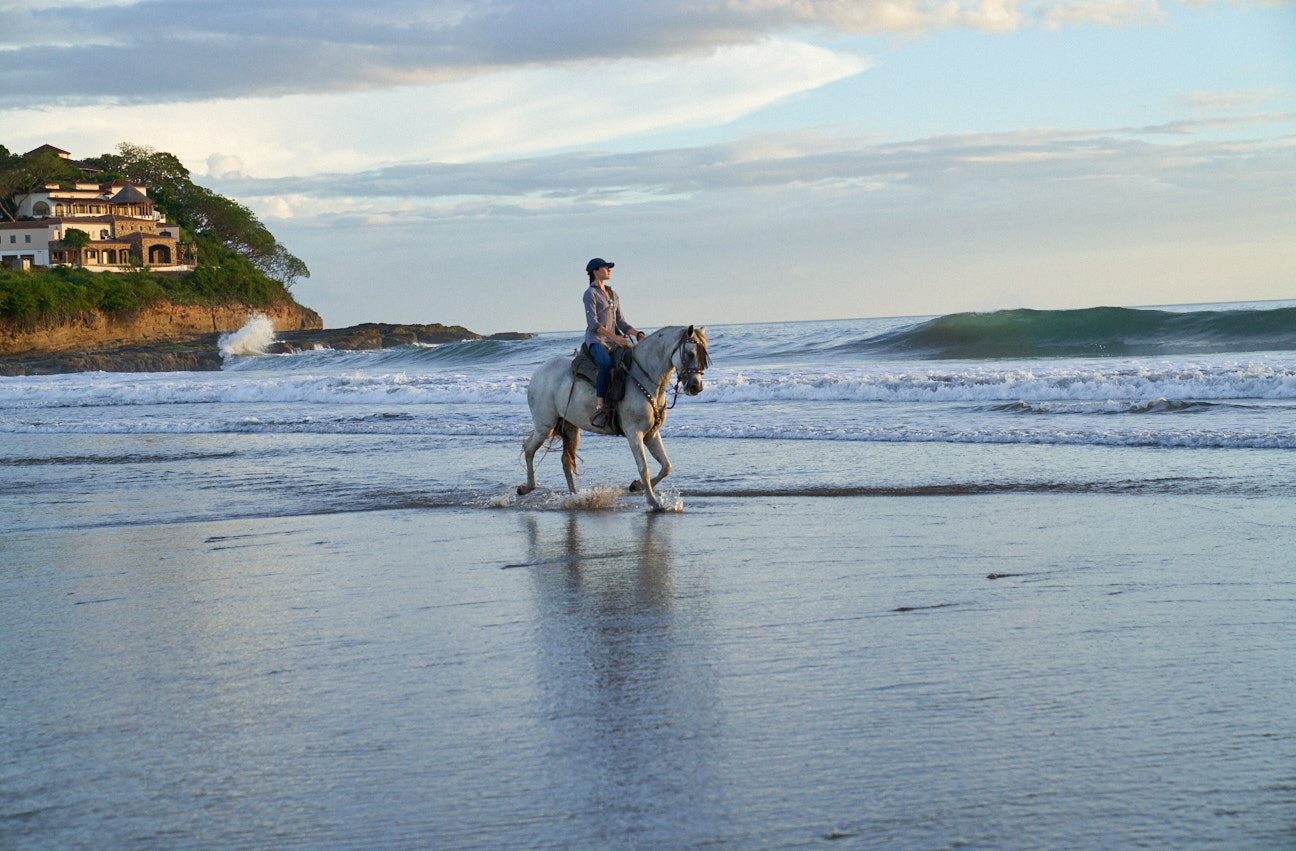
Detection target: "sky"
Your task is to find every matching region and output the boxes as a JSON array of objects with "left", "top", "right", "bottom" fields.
[{"left": 2, "top": 0, "right": 1293, "bottom": 333}]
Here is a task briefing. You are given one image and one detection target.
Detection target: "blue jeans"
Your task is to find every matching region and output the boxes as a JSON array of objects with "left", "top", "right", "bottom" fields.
[{"left": 589, "top": 342, "right": 613, "bottom": 399}]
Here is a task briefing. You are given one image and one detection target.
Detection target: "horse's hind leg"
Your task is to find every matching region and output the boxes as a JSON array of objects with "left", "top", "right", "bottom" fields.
[
  {"left": 559, "top": 421, "right": 580, "bottom": 493},
  {"left": 517, "top": 424, "right": 553, "bottom": 495}
]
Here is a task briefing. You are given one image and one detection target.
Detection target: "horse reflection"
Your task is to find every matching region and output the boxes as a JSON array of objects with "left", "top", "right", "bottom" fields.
[{"left": 517, "top": 512, "right": 719, "bottom": 838}]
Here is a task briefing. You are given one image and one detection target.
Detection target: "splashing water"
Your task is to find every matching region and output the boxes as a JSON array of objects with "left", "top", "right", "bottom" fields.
[
  {"left": 219, "top": 313, "right": 278, "bottom": 357},
  {"left": 561, "top": 485, "right": 626, "bottom": 510}
]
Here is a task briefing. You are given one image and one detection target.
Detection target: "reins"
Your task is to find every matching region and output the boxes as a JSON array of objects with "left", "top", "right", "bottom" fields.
[{"left": 626, "top": 327, "right": 709, "bottom": 425}]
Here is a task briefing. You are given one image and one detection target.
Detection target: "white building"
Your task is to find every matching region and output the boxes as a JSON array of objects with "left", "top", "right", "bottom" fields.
[
  {"left": 0, "top": 220, "right": 60, "bottom": 268},
  {"left": 16, "top": 181, "right": 165, "bottom": 222}
]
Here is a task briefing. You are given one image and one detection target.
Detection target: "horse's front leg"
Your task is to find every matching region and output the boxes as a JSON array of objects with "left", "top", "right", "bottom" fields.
[
  {"left": 645, "top": 431, "right": 671, "bottom": 487},
  {"left": 626, "top": 432, "right": 663, "bottom": 510}
]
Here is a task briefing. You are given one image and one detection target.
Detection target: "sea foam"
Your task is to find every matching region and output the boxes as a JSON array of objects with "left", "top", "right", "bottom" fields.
[{"left": 219, "top": 313, "right": 278, "bottom": 358}]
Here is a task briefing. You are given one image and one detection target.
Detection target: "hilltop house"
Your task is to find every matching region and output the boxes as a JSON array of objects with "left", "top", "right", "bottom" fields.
[{"left": 2, "top": 145, "right": 195, "bottom": 272}]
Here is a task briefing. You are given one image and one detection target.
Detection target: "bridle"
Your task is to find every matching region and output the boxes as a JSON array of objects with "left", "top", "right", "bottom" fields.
[
  {"left": 624, "top": 327, "right": 709, "bottom": 433},
  {"left": 665, "top": 327, "right": 708, "bottom": 410}
]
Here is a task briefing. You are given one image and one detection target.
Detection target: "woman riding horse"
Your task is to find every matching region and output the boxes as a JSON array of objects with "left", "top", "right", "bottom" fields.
[
  {"left": 518, "top": 323, "right": 709, "bottom": 510},
  {"left": 583, "top": 258, "right": 644, "bottom": 427}
]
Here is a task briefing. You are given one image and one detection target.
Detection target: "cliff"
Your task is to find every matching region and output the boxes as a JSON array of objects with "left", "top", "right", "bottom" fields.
[{"left": 0, "top": 300, "right": 322, "bottom": 356}]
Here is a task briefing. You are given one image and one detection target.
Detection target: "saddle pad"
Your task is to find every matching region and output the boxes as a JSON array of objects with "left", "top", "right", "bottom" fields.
[
  {"left": 570, "top": 344, "right": 601, "bottom": 386},
  {"left": 571, "top": 344, "right": 632, "bottom": 395}
]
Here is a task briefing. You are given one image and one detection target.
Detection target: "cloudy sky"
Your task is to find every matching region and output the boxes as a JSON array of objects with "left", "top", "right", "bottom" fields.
[{"left": 3, "top": 0, "right": 1293, "bottom": 333}]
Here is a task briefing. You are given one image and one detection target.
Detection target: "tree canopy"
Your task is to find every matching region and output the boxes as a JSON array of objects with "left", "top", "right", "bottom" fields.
[{"left": 84, "top": 142, "right": 191, "bottom": 203}]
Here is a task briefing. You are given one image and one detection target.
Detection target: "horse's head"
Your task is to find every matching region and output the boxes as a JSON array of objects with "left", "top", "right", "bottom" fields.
[{"left": 674, "top": 325, "right": 709, "bottom": 396}]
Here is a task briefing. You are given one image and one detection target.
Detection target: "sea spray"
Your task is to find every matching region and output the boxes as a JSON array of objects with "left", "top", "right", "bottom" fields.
[{"left": 219, "top": 313, "right": 278, "bottom": 358}]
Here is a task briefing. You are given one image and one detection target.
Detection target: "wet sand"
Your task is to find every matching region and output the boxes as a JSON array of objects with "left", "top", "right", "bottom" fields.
[{"left": 4, "top": 490, "right": 1294, "bottom": 848}]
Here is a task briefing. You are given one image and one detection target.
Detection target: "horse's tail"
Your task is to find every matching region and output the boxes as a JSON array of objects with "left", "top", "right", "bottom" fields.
[
  {"left": 520, "top": 420, "right": 580, "bottom": 472},
  {"left": 556, "top": 418, "right": 578, "bottom": 471}
]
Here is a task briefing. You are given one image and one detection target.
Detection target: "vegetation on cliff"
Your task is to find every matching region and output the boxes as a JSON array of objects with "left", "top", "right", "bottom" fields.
[
  {"left": 0, "top": 142, "right": 312, "bottom": 326},
  {"left": 0, "top": 262, "right": 299, "bottom": 326}
]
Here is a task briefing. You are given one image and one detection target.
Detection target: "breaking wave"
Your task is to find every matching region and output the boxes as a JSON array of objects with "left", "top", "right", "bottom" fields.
[{"left": 842, "top": 306, "right": 1296, "bottom": 360}]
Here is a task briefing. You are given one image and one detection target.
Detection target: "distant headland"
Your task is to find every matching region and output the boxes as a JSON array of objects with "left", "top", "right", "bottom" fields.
[{"left": 1, "top": 142, "right": 532, "bottom": 375}]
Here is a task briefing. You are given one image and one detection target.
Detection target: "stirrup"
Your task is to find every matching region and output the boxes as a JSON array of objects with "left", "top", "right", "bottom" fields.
[{"left": 591, "top": 406, "right": 608, "bottom": 427}]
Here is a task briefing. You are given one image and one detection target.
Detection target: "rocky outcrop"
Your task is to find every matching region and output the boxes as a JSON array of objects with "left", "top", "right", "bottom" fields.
[
  {"left": 0, "top": 301, "right": 322, "bottom": 356},
  {"left": 0, "top": 345, "right": 226, "bottom": 375},
  {"left": 276, "top": 322, "right": 528, "bottom": 351}
]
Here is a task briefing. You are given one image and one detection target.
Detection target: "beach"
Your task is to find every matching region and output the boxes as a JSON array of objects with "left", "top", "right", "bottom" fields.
[{"left": 3, "top": 304, "right": 1295, "bottom": 848}]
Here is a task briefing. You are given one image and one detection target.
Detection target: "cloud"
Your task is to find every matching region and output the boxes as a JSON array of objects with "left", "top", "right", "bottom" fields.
[
  {"left": 205, "top": 153, "right": 245, "bottom": 181},
  {"left": 214, "top": 116, "right": 1294, "bottom": 246},
  {"left": 1041, "top": 0, "right": 1168, "bottom": 29},
  {"left": 2, "top": 0, "right": 1201, "bottom": 107},
  {"left": 2, "top": 39, "right": 870, "bottom": 177},
  {"left": 1172, "top": 88, "right": 1286, "bottom": 112}
]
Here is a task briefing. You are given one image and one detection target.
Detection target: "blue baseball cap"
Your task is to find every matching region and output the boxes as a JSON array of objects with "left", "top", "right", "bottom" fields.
[{"left": 586, "top": 258, "right": 614, "bottom": 273}]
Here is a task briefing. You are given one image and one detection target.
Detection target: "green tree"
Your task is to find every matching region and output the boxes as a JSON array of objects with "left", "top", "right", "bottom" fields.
[
  {"left": 60, "top": 228, "right": 91, "bottom": 267},
  {"left": 84, "top": 142, "right": 191, "bottom": 202},
  {"left": 62, "top": 228, "right": 90, "bottom": 248},
  {"left": 175, "top": 184, "right": 274, "bottom": 260},
  {"left": 261, "top": 243, "right": 311, "bottom": 290},
  {"left": 174, "top": 183, "right": 309, "bottom": 286}
]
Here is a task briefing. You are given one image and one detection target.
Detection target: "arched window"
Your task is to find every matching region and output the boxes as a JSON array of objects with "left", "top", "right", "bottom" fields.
[
  {"left": 33, "top": 202, "right": 50, "bottom": 216},
  {"left": 54, "top": 205, "right": 64, "bottom": 216}
]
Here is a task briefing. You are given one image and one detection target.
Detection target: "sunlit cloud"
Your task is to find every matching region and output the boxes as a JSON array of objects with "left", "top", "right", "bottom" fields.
[
  {"left": 0, "top": 0, "right": 1233, "bottom": 106},
  {"left": 1041, "top": 0, "right": 1168, "bottom": 29}
]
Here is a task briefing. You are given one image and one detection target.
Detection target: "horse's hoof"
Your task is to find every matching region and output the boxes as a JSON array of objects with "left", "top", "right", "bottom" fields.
[{"left": 628, "top": 480, "right": 642, "bottom": 492}]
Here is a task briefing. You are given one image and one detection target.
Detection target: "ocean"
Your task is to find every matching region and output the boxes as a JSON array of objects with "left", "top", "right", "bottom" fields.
[
  {"left": 4, "top": 300, "right": 1296, "bottom": 522},
  {"left": 3, "top": 300, "right": 1295, "bottom": 848}
]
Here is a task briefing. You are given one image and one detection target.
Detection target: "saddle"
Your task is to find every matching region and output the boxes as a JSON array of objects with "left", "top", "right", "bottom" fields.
[{"left": 571, "top": 343, "right": 633, "bottom": 433}]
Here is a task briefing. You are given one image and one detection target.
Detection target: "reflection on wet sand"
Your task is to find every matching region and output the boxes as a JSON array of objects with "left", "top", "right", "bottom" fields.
[{"left": 519, "top": 512, "right": 724, "bottom": 844}]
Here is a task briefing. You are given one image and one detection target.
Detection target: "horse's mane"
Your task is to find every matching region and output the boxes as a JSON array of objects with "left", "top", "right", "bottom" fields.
[{"left": 692, "top": 326, "right": 710, "bottom": 371}]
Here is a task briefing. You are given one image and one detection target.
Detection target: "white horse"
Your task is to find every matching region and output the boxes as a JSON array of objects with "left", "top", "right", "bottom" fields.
[{"left": 518, "top": 325, "right": 709, "bottom": 510}]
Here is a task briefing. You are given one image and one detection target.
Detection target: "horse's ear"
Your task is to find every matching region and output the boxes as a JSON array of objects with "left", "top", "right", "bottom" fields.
[{"left": 686, "top": 324, "right": 694, "bottom": 335}]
